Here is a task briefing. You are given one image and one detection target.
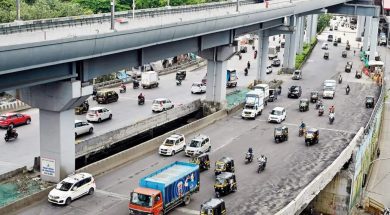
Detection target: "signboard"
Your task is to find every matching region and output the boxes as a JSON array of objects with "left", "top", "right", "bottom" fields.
[{"left": 41, "top": 157, "right": 56, "bottom": 177}]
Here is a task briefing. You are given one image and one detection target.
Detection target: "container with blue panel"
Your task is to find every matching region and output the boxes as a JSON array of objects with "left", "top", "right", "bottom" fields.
[
  {"left": 226, "top": 70, "right": 237, "bottom": 88},
  {"left": 130, "top": 161, "right": 199, "bottom": 214}
]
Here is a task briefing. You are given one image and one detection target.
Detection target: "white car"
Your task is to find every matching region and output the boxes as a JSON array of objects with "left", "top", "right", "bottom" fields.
[
  {"left": 86, "top": 107, "right": 112, "bottom": 123},
  {"left": 322, "top": 43, "right": 329, "bottom": 50},
  {"left": 266, "top": 65, "right": 273, "bottom": 74},
  {"left": 75, "top": 120, "right": 93, "bottom": 137},
  {"left": 185, "top": 134, "right": 211, "bottom": 157},
  {"left": 268, "top": 107, "right": 286, "bottom": 124},
  {"left": 191, "top": 82, "right": 206, "bottom": 94},
  {"left": 48, "top": 173, "right": 96, "bottom": 205},
  {"left": 152, "top": 98, "right": 174, "bottom": 112},
  {"left": 159, "top": 134, "right": 186, "bottom": 156}
]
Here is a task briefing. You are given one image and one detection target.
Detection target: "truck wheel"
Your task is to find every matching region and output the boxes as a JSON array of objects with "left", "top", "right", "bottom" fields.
[{"left": 183, "top": 194, "right": 191, "bottom": 205}]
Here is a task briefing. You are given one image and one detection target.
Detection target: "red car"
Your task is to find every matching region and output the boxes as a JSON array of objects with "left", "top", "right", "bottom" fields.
[{"left": 0, "top": 113, "right": 31, "bottom": 128}]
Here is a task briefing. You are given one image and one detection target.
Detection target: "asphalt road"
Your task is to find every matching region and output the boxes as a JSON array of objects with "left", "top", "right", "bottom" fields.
[
  {"left": 0, "top": 36, "right": 283, "bottom": 173},
  {"left": 9, "top": 24, "right": 380, "bottom": 214}
]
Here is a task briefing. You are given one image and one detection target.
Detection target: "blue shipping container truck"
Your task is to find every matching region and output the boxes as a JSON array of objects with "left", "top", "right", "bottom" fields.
[
  {"left": 226, "top": 70, "right": 237, "bottom": 88},
  {"left": 136, "top": 161, "right": 200, "bottom": 213}
]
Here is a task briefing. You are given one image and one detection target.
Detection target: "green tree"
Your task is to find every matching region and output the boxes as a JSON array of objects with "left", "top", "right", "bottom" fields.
[
  {"left": 317, "top": 14, "right": 332, "bottom": 33},
  {"left": 0, "top": 0, "right": 16, "bottom": 23}
]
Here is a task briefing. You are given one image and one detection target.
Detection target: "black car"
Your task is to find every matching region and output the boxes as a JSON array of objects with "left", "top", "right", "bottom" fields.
[
  {"left": 366, "top": 96, "right": 375, "bottom": 108},
  {"left": 272, "top": 59, "right": 281, "bottom": 67},
  {"left": 288, "top": 86, "right": 302, "bottom": 98},
  {"left": 96, "top": 90, "right": 119, "bottom": 104}
]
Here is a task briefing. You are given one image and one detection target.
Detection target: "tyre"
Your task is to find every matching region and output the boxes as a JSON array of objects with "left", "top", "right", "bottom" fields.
[
  {"left": 4, "top": 137, "right": 8, "bottom": 142},
  {"left": 89, "top": 128, "right": 93, "bottom": 134},
  {"left": 75, "top": 133, "right": 78, "bottom": 138},
  {"left": 183, "top": 194, "right": 191, "bottom": 205},
  {"left": 109, "top": 114, "right": 112, "bottom": 120},
  {"left": 65, "top": 197, "right": 71, "bottom": 205},
  {"left": 215, "top": 192, "right": 220, "bottom": 198},
  {"left": 25, "top": 119, "right": 31, "bottom": 125},
  {"left": 171, "top": 150, "right": 175, "bottom": 156},
  {"left": 88, "top": 188, "right": 94, "bottom": 195},
  {"left": 98, "top": 118, "right": 102, "bottom": 123},
  {"left": 207, "top": 146, "right": 211, "bottom": 152}
]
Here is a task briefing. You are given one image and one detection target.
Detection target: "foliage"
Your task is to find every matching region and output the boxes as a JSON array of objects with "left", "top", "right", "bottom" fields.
[
  {"left": 295, "top": 37, "right": 317, "bottom": 69},
  {"left": 317, "top": 14, "right": 332, "bottom": 33}
]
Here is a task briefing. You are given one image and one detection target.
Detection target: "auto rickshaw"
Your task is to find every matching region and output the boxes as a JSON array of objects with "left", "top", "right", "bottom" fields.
[
  {"left": 346, "top": 44, "right": 351, "bottom": 50},
  {"left": 75, "top": 100, "right": 89, "bottom": 115},
  {"left": 215, "top": 157, "right": 235, "bottom": 176},
  {"left": 305, "top": 128, "right": 319, "bottom": 146},
  {"left": 214, "top": 172, "right": 237, "bottom": 198},
  {"left": 345, "top": 63, "right": 352, "bottom": 73},
  {"left": 337, "top": 37, "right": 342, "bottom": 43},
  {"left": 324, "top": 52, "right": 329, "bottom": 60},
  {"left": 274, "top": 126, "right": 288, "bottom": 143},
  {"left": 365, "top": 96, "right": 375, "bottom": 108},
  {"left": 342, "top": 51, "right": 347, "bottom": 58},
  {"left": 176, "top": 70, "right": 186, "bottom": 81},
  {"left": 333, "top": 40, "right": 338, "bottom": 46},
  {"left": 200, "top": 198, "right": 226, "bottom": 215},
  {"left": 299, "top": 98, "right": 309, "bottom": 112},
  {"left": 355, "top": 70, "right": 362, "bottom": 79},
  {"left": 190, "top": 153, "right": 210, "bottom": 171},
  {"left": 268, "top": 89, "right": 278, "bottom": 102},
  {"left": 310, "top": 91, "right": 319, "bottom": 103}
]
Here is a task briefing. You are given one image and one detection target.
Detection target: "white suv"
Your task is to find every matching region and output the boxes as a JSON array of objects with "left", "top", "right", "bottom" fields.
[
  {"left": 75, "top": 120, "right": 93, "bottom": 137},
  {"left": 48, "top": 172, "right": 96, "bottom": 205},
  {"left": 191, "top": 82, "right": 206, "bottom": 94},
  {"left": 268, "top": 107, "right": 286, "bottom": 124},
  {"left": 152, "top": 98, "right": 174, "bottom": 112},
  {"left": 86, "top": 107, "right": 112, "bottom": 123},
  {"left": 185, "top": 134, "right": 211, "bottom": 157},
  {"left": 159, "top": 134, "right": 186, "bottom": 156}
]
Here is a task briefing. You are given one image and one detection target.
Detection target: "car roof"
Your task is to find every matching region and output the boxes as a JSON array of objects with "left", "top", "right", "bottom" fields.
[
  {"left": 307, "top": 128, "right": 318, "bottom": 132},
  {"left": 273, "top": 107, "right": 285, "bottom": 111},
  {"left": 192, "top": 134, "right": 208, "bottom": 141},
  {"left": 202, "top": 198, "right": 224, "bottom": 208},
  {"left": 1, "top": 113, "right": 17, "bottom": 116},
  {"left": 62, "top": 172, "right": 93, "bottom": 184},
  {"left": 75, "top": 120, "right": 83, "bottom": 123},
  {"left": 90, "top": 107, "right": 105, "bottom": 110},
  {"left": 154, "top": 98, "right": 168, "bottom": 101},
  {"left": 192, "top": 82, "right": 202, "bottom": 85},
  {"left": 168, "top": 134, "right": 183, "bottom": 139}
]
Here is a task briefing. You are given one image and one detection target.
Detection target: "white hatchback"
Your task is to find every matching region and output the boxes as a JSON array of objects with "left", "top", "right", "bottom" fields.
[
  {"left": 152, "top": 98, "right": 174, "bottom": 112},
  {"left": 86, "top": 107, "right": 112, "bottom": 123},
  {"left": 268, "top": 107, "right": 286, "bottom": 124},
  {"left": 191, "top": 82, "right": 206, "bottom": 94},
  {"left": 185, "top": 134, "right": 211, "bottom": 157},
  {"left": 159, "top": 134, "right": 186, "bottom": 156},
  {"left": 75, "top": 120, "right": 93, "bottom": 137},
  {"left": 48, "top": 173, "right": 96, "bottom": 205}
]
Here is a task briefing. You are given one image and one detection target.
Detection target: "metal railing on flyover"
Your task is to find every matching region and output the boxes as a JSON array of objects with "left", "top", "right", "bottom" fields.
[
  {"left": 0, "top": 0, "right": 257, "bottom": 35},
  {"left": 274, "top": 80, "right": 386, "bottom": 215}
]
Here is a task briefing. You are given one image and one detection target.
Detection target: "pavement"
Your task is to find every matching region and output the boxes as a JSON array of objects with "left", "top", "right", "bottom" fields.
[
  {"left": 364, "top": 45, "right": 390, "bottom": 208},
  {"left": 6, "top": 24, "right": 380, "bottom": 215}
]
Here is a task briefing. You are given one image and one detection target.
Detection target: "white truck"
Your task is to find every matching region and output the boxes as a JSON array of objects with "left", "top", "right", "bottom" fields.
[
  {"left": 254, "top": 84, "right": 269, "bottom": 106},
  {"left": 323, "top": 80, "right": 336, "bottom": 99},
  {"left": 241, "top": 90, "right": 264, "bottom": 119},
  {"left": 268, "top": 46, "right": 278, "bottom": 60},
  {"left": 141, "top": 71, "right": 159, "bottom": 89}
]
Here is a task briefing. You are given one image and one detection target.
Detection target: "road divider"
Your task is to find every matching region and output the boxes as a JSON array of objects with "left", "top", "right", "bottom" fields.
[{"left": 0, "top": 100, "right": 30, "bottom": 114}]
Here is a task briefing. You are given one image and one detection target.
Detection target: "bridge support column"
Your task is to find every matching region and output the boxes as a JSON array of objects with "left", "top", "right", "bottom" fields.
[
  {"left": 282, "top": 34, "right": 291, "bottom": 68},
  {"left": 363, "top": 16, "right": 372, "bottom": 52},
  {"left": 306, "top": 15, "right": 313, "bottom": 44},
  {"left": 311, "top": 14, "right": 318, "bottom": 41},
  {"left": 256, "top": 30, "right": 269, "bottom": 82},
  {"left": 369, "top": 17, "right": 379, "bottom": 60},
  {"left": 19, "top": 80, "right": 92, "bottom": 182},
  {"left": 296, "top": 16, "right": 304, "bottom": 54},
  {"left": 199, "top": 45, "right": 235, "bottom": 113},
  {"left": 356, "top": 16, "right": 365, "bottom": 41},
  {"left": 288, "top": 16, "right": 298, "bottom": 71}
]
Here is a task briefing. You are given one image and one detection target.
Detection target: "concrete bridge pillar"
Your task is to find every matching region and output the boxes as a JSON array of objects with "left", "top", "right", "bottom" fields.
[
  {"left": 356, "top": 16, "right": 365, "bottom": 41},
  {"left": 288, "top": 15, "right": 298, "bottom": 70},
  {"left": 311, "top": 14, "right": 318, "bottom": 40},
  {"left": 363, "top": 16, "right": 372, "bottom": 52},
  {"left": 256, "top": 30, "right": 269, "bottom": 82},
  {"left": 369, "top": 17, "right": 379, "bottom": 60},
  {"left": 18, "top": 80, "right": 92, "bottom": 182},
  {"left": 298, "top": 16, "right": 305, "bottom": 53},
  {"left": 306, "top": 15, "right": 313, "bottom": 44},
  {"left": 199, "top": 45, "right": 235, "bottom": 111},
  {"left": 283, "top": 34, "right": 291, "bottom": 68}
]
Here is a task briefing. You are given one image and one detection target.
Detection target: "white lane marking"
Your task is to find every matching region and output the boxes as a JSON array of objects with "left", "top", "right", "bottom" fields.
[
  {"left": 176, "top": 208, "right": 200, "bottom": 215},
  {"left": 96, "top": 190, "right": 128, "bottom": 200}
]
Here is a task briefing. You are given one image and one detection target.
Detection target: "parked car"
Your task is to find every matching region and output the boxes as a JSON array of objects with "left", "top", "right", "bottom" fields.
[
  {"left": 48, "top": 172, "right": 96, "bottom": 205},
  {"left": 159, "top": 134, "right": 186, "bottom": 156},
  {"left": 288, "top": 86, "right": 302, "bottom": 98},
  {"left": 0, "top": 113, "right": 31, "bottom": 128},
  {"left": 152, "top": 98, "right": 174, "bottom": 112},
  {"left": 191, "top": 82, "right": 206, "bottom": 94},
  {"left": 86, "top": 107, "right": 112, "bottom": 123},
  {"left": 95, "top": 90, "right": 119, "bottom": 104},
  {"left": 74, "top": 120, "right": 93, "bottom": 137},
  {"left": 185, "top": 134, "right": 211, "bottom": 157},
  {"left": 268, "top": 107, "right": 286, "bottom": 124}
]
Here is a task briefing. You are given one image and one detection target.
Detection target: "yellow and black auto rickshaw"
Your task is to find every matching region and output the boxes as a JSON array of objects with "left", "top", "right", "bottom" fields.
[
  {"left": 75, "top": 100, "right": 89, "bottom": 115},
  {"left": 299, "top": 98, "right": 309, "bottom": 112},
  {"left": 214, "top": 157, "right": 235, "bottom": 176},
  {"left": 274, "top": 126, "right": 288, "bottom": 143},
  {"left": 200, "top": 198, "right": 226, "bottom": 215},
  {"left": 214, "top": 172, "right": 237, "bottom": 198},
  {"left": 305, "top": 128, "right": 319, "bottom": 146},
  {"left": 190, "top": 153, "right": 210, "bottom": 171}
]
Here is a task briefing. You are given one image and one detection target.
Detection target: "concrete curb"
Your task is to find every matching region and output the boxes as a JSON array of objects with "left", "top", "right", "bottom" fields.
[{"left": 0, "top": 167, "right": 26, "bottom": 181}]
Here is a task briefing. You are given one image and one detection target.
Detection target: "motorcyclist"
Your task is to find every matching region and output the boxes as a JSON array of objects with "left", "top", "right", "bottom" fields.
[
  {"left": 278, "top": 85, "right": 282, "bottom": 95},
  {"left": 247, "top": 61, "right": 251, "bottom": 69},
  {"left": 246, "top": 147, "right": 254, "bottom": 161},
  {"left": 300, "top": 121, "right": 306, "bottom": 129},
  {"left": 244, "top": 67, "right": 248, "bottom": 76},
  {"left": 329, "top": 105, "right": 335, "bottom": 113},
  {"left": 138, "top": 93, "right": 145, "bottom": 101},
  {"left": 258, "top": 155, "right": 267, "bottom": 168},
  {"left": 121, "top": 83, "right": 126, "bottom": 91},
  {"left": 6, "top": 126, "right": 15, "bottom": 137},
  {"left": 316, "top": 99, "right": 323, "bottom": 109},
  {"left": 339, "top": 75, "right": 342, "bottom": 83},
  {"left": 346, "top": 84, "right": 350, "bottom": 94},
  {"left": 329, "top": 112, "right": 335, "bottom": 123}
]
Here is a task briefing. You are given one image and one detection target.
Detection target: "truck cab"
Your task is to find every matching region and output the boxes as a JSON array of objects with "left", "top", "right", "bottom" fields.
[{"left": 129, "top": 188, "right": 163, "bottom": 215}]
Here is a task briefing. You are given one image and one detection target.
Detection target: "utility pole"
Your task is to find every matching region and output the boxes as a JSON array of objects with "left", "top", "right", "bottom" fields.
[
  {"left": 236, "top": 0, "right": 239, "bottom": 12},
  {"left": 110, "top": 0, "right": 115, "bottom": 30},
  {"left": 16, "top": 0, "right": 21, "bottom": 21},
  {"left": 132, "top": 0, "right": 135, "bottom": 19}
]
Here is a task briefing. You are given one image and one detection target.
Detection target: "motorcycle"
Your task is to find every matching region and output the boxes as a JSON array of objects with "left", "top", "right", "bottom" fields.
[
  {"left": 119, "top": 86, "right": 126, "bottom": 93},
  {"left": 299, "top": 127, "right": 306, "bottom": 137},
  {"left": 338, "top": 76, "right": 342, "bottom": 84},
  {"left": 5, "top": 130, "right": 18, "bottom": 142},
  {"left": 133, "top": 81, "right": 139, "bottom": 89},
  {"left": 244, "top": 68, "right": 248, "bottom": 76},
  {"left": 138, "top": 97, "right": 145, "bottom": 105},
  {"left": 318, "top": 108, "right": 324, "bottom": 116},
  {"left": 176, "top": 80, "right": 182, "bottom": 86},
  {"left": 257, "top": 160, "right": 266, "bottom": 173},
  {"left": 316, "top": 101, "right": 322, "bottom": 110},
  {"left": 346, "top": 87, "right": 350, "bottom": 95},
  {"left": 245, "top": 152, "right": 253, "bottom": 164},
  {"left": 247, "top": 62, "right": 251, "bottom": 69},
  {"left": 329, "top": 113, "right": 335, "bottom": 124}
]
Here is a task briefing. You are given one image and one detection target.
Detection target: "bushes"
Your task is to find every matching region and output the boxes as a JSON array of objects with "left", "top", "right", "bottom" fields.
[{"left": 295, "top": 38, "right": 318, "bottom": 69}]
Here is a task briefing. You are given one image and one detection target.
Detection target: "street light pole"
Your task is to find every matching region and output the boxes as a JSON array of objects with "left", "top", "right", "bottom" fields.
[
  {"left": 110, "top": 0, "right": 115, "bottom": 30},
  {"left": 16, "top": 0, "right": 20, "bottom": 21},
  {"left": 236, "top": 0, "right": 239, "bottom": 12},
  {"left": 167, "top": 0, "right": 170, "bottom": 7},
  {"left": 132, "top": 0, "right": 135, "bottom": 19}
]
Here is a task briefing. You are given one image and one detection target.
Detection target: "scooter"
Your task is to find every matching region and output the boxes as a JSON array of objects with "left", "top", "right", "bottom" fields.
[
  {"left": 5, "top": 130, "right": 18, "bottom": 142},
  {"left": 346, "top": 87, "right": 350, "bottom": 95},
  {"left": 299, "top": 127, "right": 306, "bottom": 137},
  {"left": 176, "top": 80, "right": 182, "bottom": 86},
  {"left": 138, "top": 97, "right": 145, "bottom": 105},
  {"left": 318, "top": 108, "right": 324, "bottom": 116},
  {"left": 119, "top": 86, "right": 126, "bottom": 93},
  {"left": 245, "top": 153, "right": 253, "bottom": 164},
  {"left": 338, "top": 77, "right": 342, "bottom": 84},
  {"left": 329, "top": 113, "right": 335, "bottom": 124},
  {"left": 257, "top": 160, "right": 266, "bottom": 173},
  {"left": 244, "top": 68, "right": 248, "bottom": 76}
]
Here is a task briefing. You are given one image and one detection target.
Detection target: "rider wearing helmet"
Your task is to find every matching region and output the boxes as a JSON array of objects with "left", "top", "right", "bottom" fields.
[
  {"left": 300, "top": 121, "right": 306, "bottom": 129},
  {"left": 138, "top": 93, "right": 144, "bottom": 101}
]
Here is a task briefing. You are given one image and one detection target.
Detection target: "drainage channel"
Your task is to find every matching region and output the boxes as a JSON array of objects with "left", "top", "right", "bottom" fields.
[{"left": 75, "top": 109, "right": 204, "bottom": 169}]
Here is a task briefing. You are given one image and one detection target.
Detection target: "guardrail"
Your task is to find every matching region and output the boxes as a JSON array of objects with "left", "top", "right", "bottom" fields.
[{"left": 0, "top": 0, "right": 257, "bottom": 35}]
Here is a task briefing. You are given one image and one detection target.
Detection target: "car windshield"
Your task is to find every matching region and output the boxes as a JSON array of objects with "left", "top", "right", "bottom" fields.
[
  {"left": 189, "top": 140, "right": 200, "bottom": 148},
  {"left": 164, "top": 139, "right": 175, "bottom": 146},
  {"left": 294, "top": 72, "right": 300, "bottom": 75},
  {"left": 0, "top": 116, "right": 6, "bottom": 120},
  {"left": 290, "top": 87, "right": 299, "bottom": 91},
  {"left": 87, "top": 110, "right": 97, "bottom": 114},
  {"left": 153, "top": 100, "right": 162, "bottom": 104},
  {"left": 56, "top": 181, "right": 73, "bottom": 191},
  {"left": 244, "top": 104, "right": 255, "bottom": 110},
  {"left": 192, "top": 83, "right": 200, "bottom": 87},
  {"left": 216, "top": 163, "right": 225, "bottom": 170},
  {"left": 324, "top": 86, "right": 334, "bottom": 91},
  {"left": 131, "top": 192, "right": 153, "bottom": 208},
  {"left": 271, "top": 110, "right": 282, "bottom": 115},
  {"left": 215, "top": 178, "right": 225, "bottom": 185},
  {"left": 96, "top": 92, "right": 105, "bottom": 97}
]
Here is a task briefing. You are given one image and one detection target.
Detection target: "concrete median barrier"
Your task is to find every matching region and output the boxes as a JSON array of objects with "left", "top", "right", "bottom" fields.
[{"left": 0, "top": 100, "right": 30, "bottom": 114}]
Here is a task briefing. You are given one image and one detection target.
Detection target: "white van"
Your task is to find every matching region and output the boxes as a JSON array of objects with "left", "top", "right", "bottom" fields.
[
  {"left": 268, "top": 46, "right": 277, "bottom": 60},
  {"left": 254, "top": 84, "right": 270, "bottom": 105},
  {"left": 323, "top": 80, "right": 336, "bottom": 99}
]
